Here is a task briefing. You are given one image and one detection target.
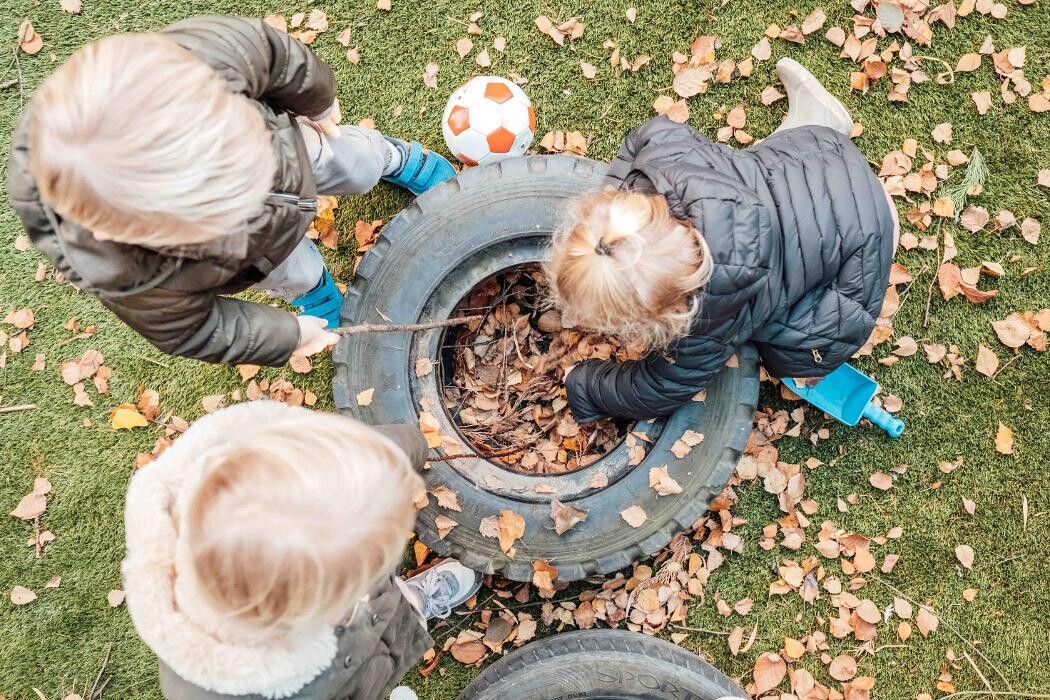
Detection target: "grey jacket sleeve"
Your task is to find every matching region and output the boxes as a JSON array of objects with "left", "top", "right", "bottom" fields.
[
  {"left": 161, "top": 16, "right": 336, "bottom": 118},
  {"left": 371, "top": 424, "right": 429, "bottom": 470},
  {"left": 99, "top": 287, "right": 300, "bottom": 367}
]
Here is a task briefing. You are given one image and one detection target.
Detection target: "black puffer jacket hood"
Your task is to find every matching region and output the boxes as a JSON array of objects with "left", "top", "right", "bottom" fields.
[{"left": 566, "top": 117, "right": 895, "bottom": 422}]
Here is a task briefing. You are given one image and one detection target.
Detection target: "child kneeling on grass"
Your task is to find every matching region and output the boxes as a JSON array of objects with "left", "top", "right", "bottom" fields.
[
  {"left": 122, "top": 401, "right": 480, "bottom": 700},
  {"left": 8, "top": 16, "right": 455, "bottom": 367},
  {"left": 547, "top": 58, "right": 900, "bottom": 423}
]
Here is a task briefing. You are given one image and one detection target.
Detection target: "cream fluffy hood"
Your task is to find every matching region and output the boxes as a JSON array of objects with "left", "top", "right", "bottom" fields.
[{"left": 122, "top": 401, "right": 337, "bottom": 698}]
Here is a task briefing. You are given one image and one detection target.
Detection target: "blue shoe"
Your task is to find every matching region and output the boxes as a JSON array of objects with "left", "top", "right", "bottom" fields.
[
  {"left": 292, "top": 268, "right": 342, "bottom": 329},
  {"left": 382, "top": 140, "right": 456, "bottom": 195}
]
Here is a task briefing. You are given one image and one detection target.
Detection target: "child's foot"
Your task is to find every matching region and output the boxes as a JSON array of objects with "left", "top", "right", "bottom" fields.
[
  {"left": 773, "top": 58, "right": 853, "bottom": 136},
  {"left": 403, "top": 559, "right": 482, "bottom": 620},
  {"left": 292, "top": 268, "right": 341, "bottom": 329},
  {"left": 382, "top": 138, "right": 456, "bottom": 195}
]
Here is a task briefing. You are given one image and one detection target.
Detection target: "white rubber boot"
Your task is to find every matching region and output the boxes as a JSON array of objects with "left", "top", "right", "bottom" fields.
[{"left": 773, "top": 58, "right": 854, "bottom": 136}]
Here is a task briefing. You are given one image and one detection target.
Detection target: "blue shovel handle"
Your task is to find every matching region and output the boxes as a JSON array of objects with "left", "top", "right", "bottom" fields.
[{"left": 861, "top": 401, "right": 905, "bottom": 438}]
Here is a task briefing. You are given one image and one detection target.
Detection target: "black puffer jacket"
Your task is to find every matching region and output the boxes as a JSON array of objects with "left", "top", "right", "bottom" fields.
[
  {"left": 8, "top": 17, "right": 332, "bottom": 366},
  {"left": 566, "top": 117, "right": 895, "bottom": 422}
]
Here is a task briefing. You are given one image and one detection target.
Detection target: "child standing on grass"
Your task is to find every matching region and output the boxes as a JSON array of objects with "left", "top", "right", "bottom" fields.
[
  {"left": 122, "top": 401, "right": 480, "bottom": 700},
  {"left": 547, "top": 58, "right": 899, "bottom": 423},
  {"left": 8, "top": 16, "right": 456, "bottom": 366}
]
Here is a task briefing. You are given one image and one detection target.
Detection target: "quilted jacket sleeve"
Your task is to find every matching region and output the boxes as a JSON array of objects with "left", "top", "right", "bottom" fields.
[
  {"left": 161, "top": 16, "right": 336, "bottom": 119},
  {"left": 99, "top": 287, "right": 300, "bottom": 367}
]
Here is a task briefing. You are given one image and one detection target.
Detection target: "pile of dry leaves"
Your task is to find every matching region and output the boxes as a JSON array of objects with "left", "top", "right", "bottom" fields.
[{"left": 441, "top": 266, "right": 643, "bottom": 474}]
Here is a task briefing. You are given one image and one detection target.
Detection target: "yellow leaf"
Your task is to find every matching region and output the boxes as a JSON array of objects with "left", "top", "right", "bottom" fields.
[
  {"left": 994, "top": 423, "right": 1014, "bottom": 454},
  {"left": 932, "top": 196, "right": 955, "bottom": 218},
  {"left": 111, "top": 404, "right": 148, "bottom": 430}
]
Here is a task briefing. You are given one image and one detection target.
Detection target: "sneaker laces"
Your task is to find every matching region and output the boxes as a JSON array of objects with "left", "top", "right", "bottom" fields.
[{"left": 407, "top": 570, "right": 458, "bottom": 620}]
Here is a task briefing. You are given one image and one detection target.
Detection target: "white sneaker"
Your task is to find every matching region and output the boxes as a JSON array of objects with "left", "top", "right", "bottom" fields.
[
  {"left": 403, "top": 559, "right": 482, "bottom": 620},
  {"left": 773, "top": 58, "right": 854, "bottom": 136}
]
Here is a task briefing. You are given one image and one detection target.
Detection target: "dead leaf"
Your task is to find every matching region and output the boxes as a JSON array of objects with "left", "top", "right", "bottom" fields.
[
  {"left": 877, "top": 2, "right": 905, "bottom": 32},
  {"left": 107, "top": 589, "right": 125, "bottom": 607},
  {"left": 11, "top": 585, "right": 36, "bottom": 605},
  {"left": 550, "top": 498, "right": 588, "bottom": 535},
  {"left": 991, "top": 315, "right": 1032, "bottom": 348},
  {"left": 916, "top": 607, "right": 939, "bottom": 636},
  {"left": 10, "top": 491, "right": 46, "bottom": 520},
  {"left": 475, "top": 50, "right": 491, "bottom": 68},
  {"left": 728, "top": 626, "right": 744, "bottom": 655},
  {"left": 423, "top": 63, "right": 439, "bottom": 89},
  {"left": 432, "top": 486, "right": 461, "bottom": 512},
  {"left": 753, "top": 652, "right": 787, "bottom": 695},
  {"left": 975, "top": 345, "right": 999, "bottom": 376},
  {"left": 356, "top": 388, "right": 375, "bottom": 406},
  {"left": 649, "top": 465, "right": 683, "bottom": 496},
  {"left": 580, "top": 61, "right": 597, "bottom": 79},
  {"left": 972, "top": 91, "right": 993, "bottom": 114},
  {"left": 994, "top": 423, "right": 1013, "bottom": 454},
  {"left": 955, "top": 544, "right": 975, "bottom": 569},
  {"left": 620, "top": 505, "right": 647, "bottom": 527},
  {"left": 752, "top": 37, "right": 772, "bottom": 60},
  {"left": 306, "top": 9, "right": 328, "bottom": 32},
  {"left": 829, "top": 654, "right": 858, "bottom": 681},
  {"left": 956, "top": 53, "right": 982, "bottom": 72},
  {"left": 932, "top": 122, "right": 953, "bottom": 144},
  {"left": 761, "top": 86, "right": 785, "bottom": 105},
  {"left": 434, "top": 514, "right": 458, "bottom": 539},
  {"left": 201, "top": 394, "right": 225, "bottom": 413},
  {"left": 376, "top": 0, "right": 391, "bottom": 10},
  {"left": 45, "top": 576, "right": 61, "bottom": 589},
  {"left": 18, "top": 20, "right": 43, "bottom": 55},
  {"left": 960, "top": 206, "right": 989, "bottom": 232},
  {"left": 111, "top": 404, "right": 148, "bottom": 430},
  {"left": 450, "top": 640, "right": 486, "bottom": 664},
  {"left": 801, "top": 8, "right": 826, "bottom": 35},
  {"left": 673, "top": 67, "right": 709, "bottom": 98},
  {"left": 625, "top": 7, "right": 637, "bottom": 22},
  {"left": 455, "top": 37, "right": 473, "bottom": 59},
  {"left": 414, "top": 357, "right": 433, "bottom": 377},
  {"left": 869, "top": 472, "right": 893, "bottom": 490}
]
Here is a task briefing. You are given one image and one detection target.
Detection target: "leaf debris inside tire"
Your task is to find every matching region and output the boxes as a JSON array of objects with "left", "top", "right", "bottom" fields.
[{"left": 442, "top": 265, "right": 643, "bottom": 474}]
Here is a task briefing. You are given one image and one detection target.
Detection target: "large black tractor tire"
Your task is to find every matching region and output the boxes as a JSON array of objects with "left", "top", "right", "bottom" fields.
[
  {"left": 333, "top": 155, "right": 759, "bottom": 582},
  {"left": 456, "top": 630, "right": 747, "bottom": 700}
]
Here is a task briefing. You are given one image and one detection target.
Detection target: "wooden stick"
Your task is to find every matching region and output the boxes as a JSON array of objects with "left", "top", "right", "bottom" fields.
[
  {"left": 90, "top": 642, "right": 112, "bottom": 700},
  {"left": 332, "top": 314, "right": 482, "bottom": 336},
  {"left": 425, "top": 445, "right": 523, "bottom": 463},
  {"left": 0, "top": 403, "right": 36, "bottom": 414}
]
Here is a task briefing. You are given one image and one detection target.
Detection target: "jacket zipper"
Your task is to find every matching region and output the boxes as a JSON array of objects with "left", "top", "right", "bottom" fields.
[{"left": 268, "top": 191, "right": 318, "bottom": 213}]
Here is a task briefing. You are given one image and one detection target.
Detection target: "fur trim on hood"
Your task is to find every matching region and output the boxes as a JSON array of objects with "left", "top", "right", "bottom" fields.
[{"left": 122, "top": 401, "right": 337, "bottom": 698}]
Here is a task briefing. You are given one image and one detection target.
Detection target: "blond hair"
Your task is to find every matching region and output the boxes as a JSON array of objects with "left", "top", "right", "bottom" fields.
[
  {"left": 178, "top": 412, "right": 423, "bottom": 640},
  {"left": 27, "top": 33, "right": 275, "bottom": 247},
  {"left": 546, "top": 189, "right": 714, "bottom": 350}
]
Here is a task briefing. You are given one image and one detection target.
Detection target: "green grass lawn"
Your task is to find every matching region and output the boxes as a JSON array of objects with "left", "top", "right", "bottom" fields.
[{"left": 2, "top": 1, "right": 1048, "bottom": 698}]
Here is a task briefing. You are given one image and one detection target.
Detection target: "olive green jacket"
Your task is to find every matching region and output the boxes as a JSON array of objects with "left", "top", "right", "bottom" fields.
[{"left": 8, "top": 17, "right": 334, "bottom": 366}]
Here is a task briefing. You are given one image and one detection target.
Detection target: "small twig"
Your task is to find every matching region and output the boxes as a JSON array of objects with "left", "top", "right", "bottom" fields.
[
  {"left": 941, "top": 693, "right": 1050, "bottom": 700},
  {"left": 923, "top": 239, "right": 941, "bottom": 328},
  {"left": 0, "top": 77, "right": 17, "bottom": 90},
  {"left": 670, "top": 625, "right": 731, "bottom": 636},
  {"left": 0, "top": 403, "right": 36, "bottom": 414},
  {"left": 333, "top": 314, "right": 482, "bottom": 336},
  {"left": 964, "top": 650, "right": 995, "bottom": 694},
  {"left": 135, "top": 355, "right": 172, "bottom": 370},
  {"left": 89, "top": 643, "right": 112, "bottom": 700},
  {"left": 426, "top": 445, "right": 523, "bottom": 463}
]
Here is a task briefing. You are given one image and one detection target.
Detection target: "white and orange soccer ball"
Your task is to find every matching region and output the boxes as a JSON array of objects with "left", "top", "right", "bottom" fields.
[{"left": 441, "top": 76, "right": 536, "bottom": 166}]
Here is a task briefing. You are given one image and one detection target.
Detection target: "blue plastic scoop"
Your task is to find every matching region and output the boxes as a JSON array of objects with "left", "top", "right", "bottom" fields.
[{"left": 782, "top": 364, "right": 904, "bottom": 438}]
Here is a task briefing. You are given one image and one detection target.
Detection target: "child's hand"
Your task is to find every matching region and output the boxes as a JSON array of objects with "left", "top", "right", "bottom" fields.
[
  {"left": 305, "top": 98, "right": 342, "bottom": 138},
  {"left": 295, "top": 316, "right": 340, "bottom": 356}
]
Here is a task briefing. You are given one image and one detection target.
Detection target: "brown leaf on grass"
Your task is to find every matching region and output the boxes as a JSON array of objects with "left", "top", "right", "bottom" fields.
[
  {"left": 991, "top": 315, "right": 1033, "bottom": 348},
  {"left": 263, "top": 14, "right": 287, "bottom": 32},
  {"left": 18, "top": 20, "right": 43, "bottom": 55},
  {"left": 580, "top": 61, "right": 597, "bottom": 79},
  {"left": 972, "top": 91, "right": 993, "bottom": 114},
  {"left": 111, "top": 404, "right": 148, "bottom": 430},
  {"left": 916, "top": 607, "right": 939, "bottom": 636},
  {"left": 728, "top": 626, "right": 744, "bottom": 655},
  {"left": 648, "top": 466, "right": 683, "bottom": 496},
  {"left": 975, "top": 345, "right": 999, "bottom": 376},
  {"left": 346, "top": 48, "right": 361, "bottom": 65},
  {"left": 483, "top": 615, "right": 515, "bottom": 652},
  {"left": 1039, "top": 170, "right": 1050, "bottom": 188},
  {"left": 306, "top": 9, "right": 328, "bottom": 32},
  {"left": 673, "top": 67, "right": 709, "bottom": 98},
  {"left": 422, "top": 63, "right": 439, "bottom": 89},
  {"left": 376, "top": 0, "right": 391, "bottom": 10},
  {"left": 994, "top": 423, "right": 1013, "bottom": 454},
  {"left": 932, "top": 122, "right": 953, "bottom": 144},
  {"left": 434, "top": 514, "right": 458, "bottom": 539},
  {"left": 869, "top": 472, "right": 893, "bottom": 490},
  {"left": 288, "top": 354, "right": 312, "bottom": 374},
  {"left": 801, "top": 8, "right": 826, "bottom": 35},
  {"left": 955, "top": 544, "right": 975, "bottom": 569},
  {"left": 354, "top": 219, "right": 383, "bottom": 249},
  {"left": 751, "top": 37, "right": 772, "bottom": 60},
  {"left": 11, "top": 585, "right": 36, "bottom": 605},
  {"left": 625, "top": 7, "right": 637, "bottom": 22},
  {"left": 107, "top": 589, "right": 125, "bottom": 607},
  {"left": 1020, "top": 218, "right": 1041, "bottom": 245},
  {"left": 550, "top": 498, "right": 588, "bottom": 535},
  {"left": 450, "top": 640, "right": 486, "bottom": 664},
  {"left": 829, "top": 654, "right": 858, "bottom": 681},
  {"left": 620, "top": 505, "right": 647, "bottom": 527},
  {"left": 956, "top": 53, "right": 981, "bottom": 72},
  {"left": 753, "top": 652, "right": 787, "bottom": 695},
  {"left": 825, "top": 26, "right": 846, "bottom": 46},
  {"left": 938, "top": 263, "right": 962, "bottom": 300},
  {"left": 778, "top": 26, "right": 805, "bottom": 44},
  {"left": 924, "top": 343, "right": 948, "bottom": 363},
  {"left": 761, "top": 86, "right": 785, "bottom": 105},
  {"left": 475, "top": 50, "right": 492, "bottom": 68},
  {"left": 534, "top": 16, "right": 565, "bottom": 46},
  {"left": 10, "top": 490, "right": 47, "bottom": 520},
  {"left": 726, "top": 105, "right": 747, "bottom": 129},
  {"left": 3, "top": 308, "right": 35, "bottom": 329},
  {"left": 959, "top": 206, "right": 990, "bottom": 232},
  {"left": 455, "top": 37, "right": 473, "bottom": 59},
  {"left": 201, "top": 394, "right": 225, "bottom": 413},
  {"left": 783, "top": 636, "right": 805, "bottom": 659},
  {"left": 432, "top": 486, "right": 461, "bottom": 512},
  {"left": 237, "top": 364, "right": 261, "bottom": 381}
]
